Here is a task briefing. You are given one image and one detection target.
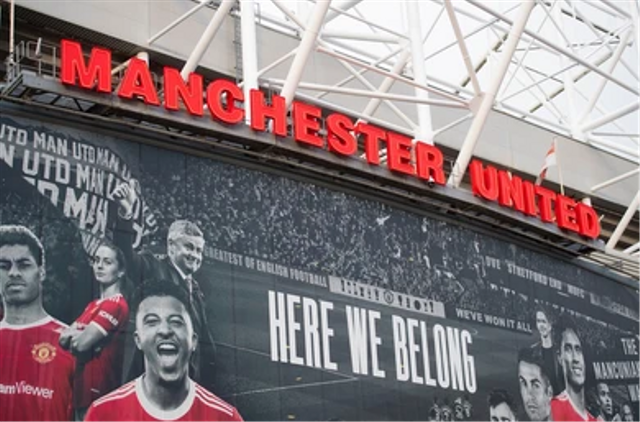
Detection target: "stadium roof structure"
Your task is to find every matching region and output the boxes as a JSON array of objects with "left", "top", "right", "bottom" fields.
[{"left": 1, "top": 0, "right": 639, "bottom": 279}]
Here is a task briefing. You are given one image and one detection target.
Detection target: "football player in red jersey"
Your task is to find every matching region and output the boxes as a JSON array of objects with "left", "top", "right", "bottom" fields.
[
  {"left": 551, "top": 316, "right": 598, "bottom": 421},
  {"left": 0, "top": 225, "right": 74, "bottom": 421},
  {"left": 59, "top": 241, "right": 130, "bottom": 420},
  {"left": 84, "top": 280, "right": 243, "bottom": 421}
]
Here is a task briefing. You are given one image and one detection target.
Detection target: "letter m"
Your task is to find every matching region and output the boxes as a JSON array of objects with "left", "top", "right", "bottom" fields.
[{"left": 60, "top": 39, "right": 111, "bottom": 93}]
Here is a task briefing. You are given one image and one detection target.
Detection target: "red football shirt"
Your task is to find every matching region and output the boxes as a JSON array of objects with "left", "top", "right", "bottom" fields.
[
  {"left": 0, "top": 316, "right": 75, "bottom": 421},
  {"left": 73, "top": 294, "right": 129, "bottom": 408},
  {"left": 551, "top": 391, "right": 599, "bottom": 421},
  {"left": 85, "top": 376, "right": 243, "bottom": 421}
]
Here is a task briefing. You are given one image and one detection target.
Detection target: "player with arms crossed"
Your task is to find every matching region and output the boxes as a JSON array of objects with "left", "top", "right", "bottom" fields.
[
  {"left": 551, "top": 316, "right": 598, "bottom": 421},
  {"left": 84, "top": 280, "right": 242, "bottom": 421},
  {"left": 0, "top": 225, "right": 74, "bottom": 421},
  {"left": 59, "top": 241, "right": 130, "bottom": 420}
]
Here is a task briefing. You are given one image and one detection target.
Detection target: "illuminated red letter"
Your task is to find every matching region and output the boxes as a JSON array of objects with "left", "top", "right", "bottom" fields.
[
  {"left": 535, "top": 185, "right": 556, "bottom": 223},
  {"left": 470, "top": 160, "right": 498, "bottom": 201},
  {"left": 386, "top": 132, "right": 414, "bottom": 176},
  {"left": 327, "top": 114, "right": 356, "bottom": 156},
  {"left": 250, "top": 90, "right": 287, "bottom": 137},
  {"left": 498, "top": 171, "right": 525, "bottom": 212},
  {"left": 415, "top": 142, "right": 445, "bottom": 185},
  {"left": 293, "top": 102, "right": 323, "bottom": 147},
  {"left": 356, "top": 123, "right": 386, "bottom": 165},
  {"left": 576, "top": 203, "right": 601, "bottom": 239},
  {"left": 207, "top": 80, "right": 245, "bottom": 124},
  {"left": 522, "top": 181, "right": 537, "bottom": 216},
  {"left": 60, "top": 39, "right": 111, "bottom": 93},
  {"left": 117, "top": 58, "right": 159, "bottom": 105},
  {"left": 163, "top": 67, "right": 203, "bottom": 116},
  {"left": 555, "top": 195, "right": 579, "bottom": 232}
]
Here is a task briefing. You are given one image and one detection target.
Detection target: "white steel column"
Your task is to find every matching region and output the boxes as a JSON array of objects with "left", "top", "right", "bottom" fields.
[
  {"left": 180, "top": 0, "right": 235, "bottom": 79},
  {"left": 444, "top": 0, "right": 481, "bottom": 96},
  {"left": 591, "top": 168, "right": 640, "bottom": 192},
  {"left": 324, "top": 0, "right": 364, "bottom": 23},
  {"left": 623, "top": 242, "right": 640, "bottom": 254},
  {"left": 466, "top": 0, "right": 638, "bottom": 95},
  {"left": 280, "top": 0, "right": 332, "bottom": 107},
  {"left": 149, "top": 0, "right": 214, "bottom": 44},
  {"left": 578, "top": 28, "right": 633, "bottom": 125},
  {"left": 359, "top": 48, "right": 412, "bottom": 123},
  {"left": 606, "top": 191, "right": 640, "bottom": 249},
  {"left": 581, "top": 102, "right": 640, "bottom": 133},
  {"left": 448, "top": 0, "right": 535, "bottom": 187},
  {"left": 405, "top": 0, "right": 433, "bottom": 143},
  {"left": 554, "top": 1, "right": 578, "bottom": 136},
  {"left": 241, "top": 0, "right": 258, "bottom": 124},
  {"left": 9, "top": 0, "right": 15, "bottom": 65}
]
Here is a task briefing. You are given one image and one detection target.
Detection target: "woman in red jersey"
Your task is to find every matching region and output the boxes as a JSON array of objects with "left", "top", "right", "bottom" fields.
[{"left": 60, "top": 241, "right": 130, "bottom": 421}]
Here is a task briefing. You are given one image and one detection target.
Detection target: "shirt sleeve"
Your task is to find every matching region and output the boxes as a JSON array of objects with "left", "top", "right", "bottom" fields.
[
  {"left": 84, "top": 404, "right": 99, "bottom": 422},
  {"left": 232, "top": 407, "right": 244, "bottom": 421},
  {"left": 90, "top": 297, "right": 130, "bottom": 336},
  {"left": 550, "top": 399, "right": 562, "bottom": 421}
]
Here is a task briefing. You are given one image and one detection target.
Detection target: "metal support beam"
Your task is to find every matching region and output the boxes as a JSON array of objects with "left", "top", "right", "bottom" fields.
[
  {"left": 623, "top": 242, "right": 640, "bottom": 254},
  {"left": 149, "top": 0, "right": 214, "bottom": 44},
  {"left": 180, "top": 0, "right": 235, "bottom": 79},
  {"left": 9, "top": 0, "right": 16, "bottom": 65},
  {"left": 581, "top": 101, "right": 640, "bottom": 133},
  {"left": 444, "top": 0, "right": 481, "bottom": 96},
  {"left": 599, "top": 0, "right": 633, "bottom": 19},
  {"left": 606, "top": 191, "right": 640, "bottom": 249},
  {"left": 241, "top": 0, "right": 258, "bottom": 124},
  {"left": 358, "top": 48, "right": 412, "bottom": 123},
  {"left": 591, "top": 168, "right": 640, "bottom": 193},
  {"left": 324, "top": 0, "right": 364, "bottom": 23},
  {"left": 587, "top": 135, "right": 640, "bottom": 159},
  {"left": 578, "top": 28, "right": 633, "bottom": 125},
  {"left": 280, "top": 0, "right": 332, "bottom": 107},
  {"left": 466, "top": 0, "right": 639, "bottom": 95},
  {"left": 266, "top": 79, "right": 466, "bottom": 107},
  {"left": 320, "top": 30, "right": 401, "bottom": 43},
  {"left": 406, "top": 0, "right": 433, "bottom": 142},
  {"left": 317, "top": 46, "right": 468, "bottom": 104},
  {"left": 448, "top": 0, "right": 535, "bottom": 187}
]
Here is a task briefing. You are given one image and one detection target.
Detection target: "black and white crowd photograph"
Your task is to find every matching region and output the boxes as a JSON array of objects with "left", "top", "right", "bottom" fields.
[{"left": 0, "top": 113, "right": 638, "bottom": 421}]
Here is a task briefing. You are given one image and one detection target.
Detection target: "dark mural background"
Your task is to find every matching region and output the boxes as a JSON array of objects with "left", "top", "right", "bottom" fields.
[{"left": 0, "top": 111, "right": 638, "bottom": 421}]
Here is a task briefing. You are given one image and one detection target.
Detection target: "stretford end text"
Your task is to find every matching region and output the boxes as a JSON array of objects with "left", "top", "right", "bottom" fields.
[{"left": 58, "top": 39, "right": 600, "bottom": 239}]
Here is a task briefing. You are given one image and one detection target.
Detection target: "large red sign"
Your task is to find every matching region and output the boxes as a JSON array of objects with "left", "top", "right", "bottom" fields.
[{"left": 58, "top": 39, "right": 600, "bottom": 239}]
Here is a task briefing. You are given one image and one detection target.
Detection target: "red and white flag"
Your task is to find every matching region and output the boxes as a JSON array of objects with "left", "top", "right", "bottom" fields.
[{"left": 536, "top": 140, "right": 557, "bottom": 185}]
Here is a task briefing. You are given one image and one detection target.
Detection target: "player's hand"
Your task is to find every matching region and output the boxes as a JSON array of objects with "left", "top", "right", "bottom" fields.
[
  {"left": 112, "top": 179, "right": 140, "bottom": 219},
  {"left": 59, "top": 329, "right": 72, "bottom": 350}
]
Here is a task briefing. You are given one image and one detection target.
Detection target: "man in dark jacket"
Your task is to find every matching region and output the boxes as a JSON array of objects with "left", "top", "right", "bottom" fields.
[{"left": 112, "top": 179, "right": 216, "bottom": 390}]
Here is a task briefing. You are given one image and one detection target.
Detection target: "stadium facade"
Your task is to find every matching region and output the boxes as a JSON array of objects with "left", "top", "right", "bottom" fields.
[{"left": 0, "top": 1, "right": 638, "bottom": 421}]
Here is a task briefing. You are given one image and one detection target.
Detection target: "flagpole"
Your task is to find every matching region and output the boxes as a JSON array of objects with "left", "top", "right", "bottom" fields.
[{"left": 554, "top": 136, "right": 565, "bottom": 195}]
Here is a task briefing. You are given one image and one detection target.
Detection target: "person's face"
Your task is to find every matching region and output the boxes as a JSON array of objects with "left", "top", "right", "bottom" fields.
[
  {"left": 559, "top": 329, "right": 585, "bottom": 389},
  {"left": 168, "top": 234, "right": 204, "bottom": 276},
  {"left": 596, "top": 383, "right": 613, "bottom": 416},
  {"left": 0, "top": 245, "right": 43, "bottom": 307},
  {"left": 463, "top": 401, "right": 472, "bottom": 417},
  {"left": 490, "top": 403, "right": 517, "bottom": 422},
  {"left": 134, "top": 295, "right": 197, "bottom": 384},
  {"left": 93, "top": 245, "right": 123, "bottom": 285},
  {"left": 622, "top": 404, "right": 633, "bottom": 421},
  {"left": 519, "top": 361, "right": 552, "bottom": 421},
  {"left": 536, "top": 311, "right": 551, "bottom": 339}
]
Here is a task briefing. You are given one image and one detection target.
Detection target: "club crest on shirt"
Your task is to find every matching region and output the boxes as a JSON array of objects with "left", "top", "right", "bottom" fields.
[{"left": 31, "top": 342, "right": 57, "bottom": 364}]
